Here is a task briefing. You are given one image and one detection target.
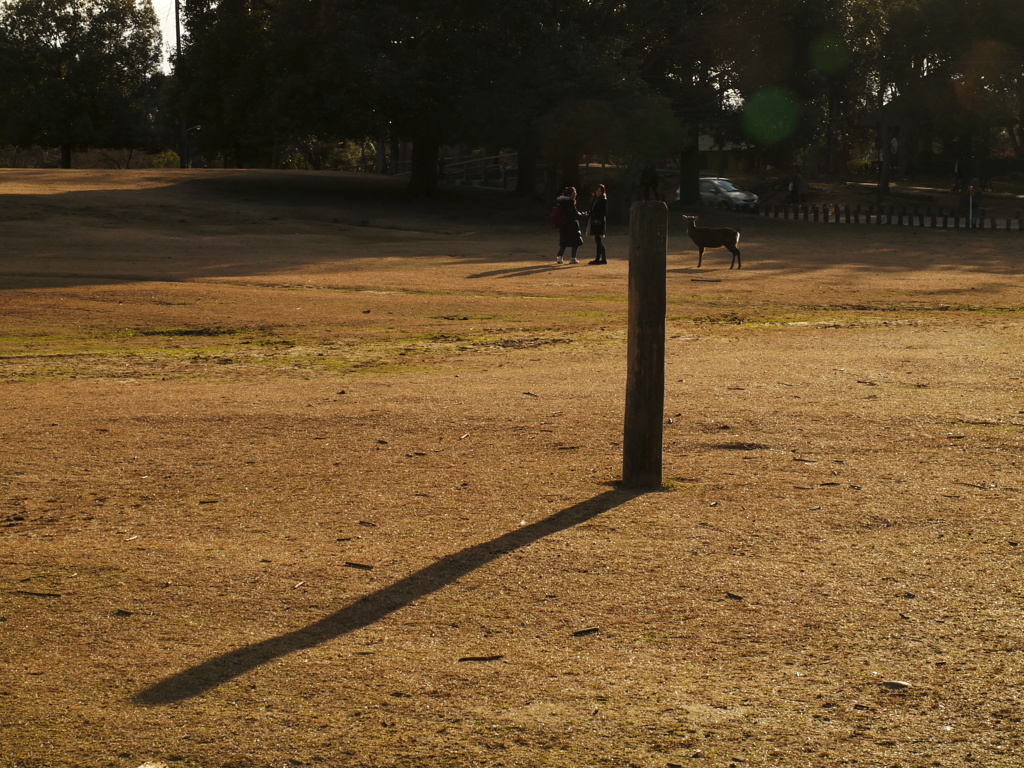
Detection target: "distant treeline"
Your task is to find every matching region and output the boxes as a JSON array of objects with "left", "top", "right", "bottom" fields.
[{"left": 1, "top": 0, "right": 1021, "bottom": 197}]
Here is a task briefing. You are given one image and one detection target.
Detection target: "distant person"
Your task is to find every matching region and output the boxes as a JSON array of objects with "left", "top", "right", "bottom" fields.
[
  {"left": 640, "top": 164, "right": 660, "bottom": 201},
  {"left": 968, "top": 177, "right": 982, "bottom": 229},
  {"left": 555, "top": 187, "right": 586, "bottom": 264},
  {"left": 588, "top": 184, "right": 608, "bottom": 265}
]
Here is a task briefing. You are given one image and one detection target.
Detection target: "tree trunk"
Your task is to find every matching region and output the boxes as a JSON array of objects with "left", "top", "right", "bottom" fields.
[
  {"left": 515, "top": 143, "right": 539, "bottom": 198},
  {"left": 877, "top": 120, "right": 891, "bottom": 198},
  {"left": 825, "top": 78, "right": 845, "bottom": 176},
  {"left": 559, "top": 152, "right": 581, "bottom": 191},
  {"left": 409, "top": 140, "right": 440, "bottom": 196},
  {"left": 678, "top": 136, "right": 700, "bottom": 205},
  {"left": 390, "top": 136, "right": 400, "bottom": 174}
]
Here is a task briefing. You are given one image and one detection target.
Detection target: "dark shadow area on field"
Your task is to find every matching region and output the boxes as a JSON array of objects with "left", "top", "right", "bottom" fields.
[
  {"left": 133, "top": 486, "right": 641, "bottom": 706},
  {"left": 0, "top": 169, "right": 539, "bottom": 229},
  {"left": 468, "top": 263, "right": 603, "bottom": 278},
  {"left": 0, "top": 170, "right": 549, "bottom": 290},
  {"left": 3, "top": 169, "right": 1023, "bottom": 291},
  {"left": 667, "top": 266, "right": 732, "bottom": 276}
]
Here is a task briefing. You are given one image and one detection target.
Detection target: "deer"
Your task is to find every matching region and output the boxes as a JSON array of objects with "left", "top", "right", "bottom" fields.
[{"left": 682, "top": 215, "right": 741, "bottom": 269}]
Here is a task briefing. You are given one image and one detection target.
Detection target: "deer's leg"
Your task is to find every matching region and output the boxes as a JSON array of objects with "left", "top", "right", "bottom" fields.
[{"left": 697, "top": 247, "right": 704, "bottom": 267}]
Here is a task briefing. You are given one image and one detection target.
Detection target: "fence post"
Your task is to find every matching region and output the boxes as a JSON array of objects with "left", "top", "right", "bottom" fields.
[{"left": 623, "top": 202, "right": 667, "bottom": 489}]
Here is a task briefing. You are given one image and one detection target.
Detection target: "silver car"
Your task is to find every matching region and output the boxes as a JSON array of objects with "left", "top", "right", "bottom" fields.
[{"left": 700, "top": 177, "right": 759, "bottom": 211}]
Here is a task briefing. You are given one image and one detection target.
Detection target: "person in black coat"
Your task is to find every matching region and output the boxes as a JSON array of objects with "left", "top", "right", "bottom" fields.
[
  {"left": 968, "top": 177, "right": 982, "bottom": 229},
  {"left": 555, "top": 187, "right": 587, "bottom": 264},
  {"left": 588, "top": 184, "right": 608, "bottom": 264}
]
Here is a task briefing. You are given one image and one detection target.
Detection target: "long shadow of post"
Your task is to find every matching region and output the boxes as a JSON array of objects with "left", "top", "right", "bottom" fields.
[{"left": 134, "top": 487, "right": 641, "bottom": 706}]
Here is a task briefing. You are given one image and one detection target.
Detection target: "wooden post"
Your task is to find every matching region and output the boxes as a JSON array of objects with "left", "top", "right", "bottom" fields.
[{"left": 623, "top": 202, "right": 667, "bottom": 489}]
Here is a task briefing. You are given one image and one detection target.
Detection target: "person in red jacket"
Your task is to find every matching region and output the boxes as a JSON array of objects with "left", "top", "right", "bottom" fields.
[{"left": 555, "top": 187, "right": 586, "bottom": 264}]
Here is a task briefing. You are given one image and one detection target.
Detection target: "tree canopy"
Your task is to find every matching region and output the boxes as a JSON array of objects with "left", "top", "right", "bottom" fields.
[
  {"left": 2, "top": 0, "right": 1023, "bottom": 190},
  {"left": 0, "top": 0, "right": 162, "bottom": 167}
]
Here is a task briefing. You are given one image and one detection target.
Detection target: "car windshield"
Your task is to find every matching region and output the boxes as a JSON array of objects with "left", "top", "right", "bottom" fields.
[{"left": 716, "top": 180, "right": 742, "bottom": 192}]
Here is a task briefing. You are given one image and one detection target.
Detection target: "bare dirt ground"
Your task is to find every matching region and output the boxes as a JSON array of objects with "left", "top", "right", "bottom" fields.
[{"left": 2, "top": 169, "right": 1024, "bottom": 768}]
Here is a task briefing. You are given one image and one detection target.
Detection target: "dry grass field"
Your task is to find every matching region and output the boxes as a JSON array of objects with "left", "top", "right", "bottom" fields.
[{"left": 2, "top": 169, "right": 1023, "bottom": 768}]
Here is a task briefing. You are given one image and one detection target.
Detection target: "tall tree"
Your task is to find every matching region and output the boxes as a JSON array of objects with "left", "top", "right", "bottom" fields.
[
  {"left": 173, "top": 0, "right": 282, "bottom": 167},
  {"left": 0, "top": 0, "right": 161, "bottom": 167},
  {"left": 472, "top": 0, "right": 690, "bottom": 196}
]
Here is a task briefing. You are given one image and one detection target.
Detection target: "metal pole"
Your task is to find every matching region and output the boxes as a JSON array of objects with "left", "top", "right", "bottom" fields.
[{"left": 176, "top": 0, "right": 186, "bottom": 169}]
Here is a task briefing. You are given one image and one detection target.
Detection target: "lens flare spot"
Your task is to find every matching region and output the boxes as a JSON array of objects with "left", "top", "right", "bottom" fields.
[
  {"left": 811, "top": 34, "right": 850, "bottom": 75},
  {"left": 743, "top": 88, "right": 799, "bottom": 146}
]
